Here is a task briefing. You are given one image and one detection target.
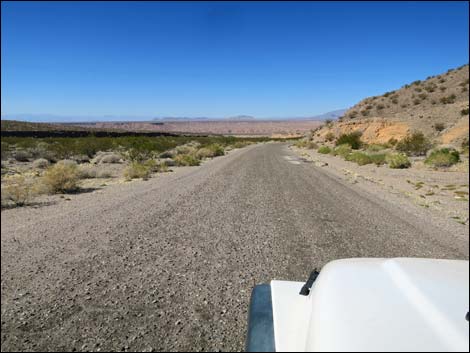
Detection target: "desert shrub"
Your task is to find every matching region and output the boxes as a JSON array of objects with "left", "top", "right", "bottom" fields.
[
  {"left": 207, "top": 144, "right": 224, "bottom": 156},
  {"left": 386, "top": 153, "right": 411, "bottom": 169},
  {"left": 461, "top": 139, "right": 469, "bottom": 155},
  {"left": 174, "top": 154, "right": 200, "bottom": 166},
  {"left": 396, "top": 132, "right": 432, "bottom": 156},
  {"left": 413, "top": 99, "right": 421, "bottom": 105},
  {"left": 332, "top": 144, "right": 352, "bottom": 158},
  {"left": 391, "top": 98, "right": 399, "bottom": 104},
  {"left": 336, "top": 132, "right": 363, "bottom": 149},
  {"left": 123, "top": 162, "right": 152, "bottom": 180},
  {"left": 324, "top": 132, "right": 335, "bottom": 142},
  {"left": 32, "top": 158, "right": 50, "bottom": 169},
  {"left": 345, "top": 151, "right": 373, "bottom": 166},
  {"left": 317, "top": 146, "right": 332, "bottom": 154},
  {"left": 196, "top": 147, "right": 216, "bottom": 159},
  {"left": 369, "top": 153, "right": 387, "bottom": 165},
  {"left": 433, "top": 123, "right": 445, "bottom": 132},
  {"left": 42, "top": 161, "right": 80, "bottom": 193},
  {"left": 13, "top": 149, "right": 32, "bottom": 162},
  {"left": 1, "top": 175, "right": 38, "bottom": 207},
  {"left": 461, "top": 108, "right": 469, "bottom": 116},
  {"left": 377, "top": 104, "right": 385, "bottom": 110},
  {"left": 176, "top": 144, "right": 198, "bottom": 155},
  {"left": 388, "top": 137, "right": 398, "bottom": 146},
  {"left": 440, "top": 94, "right": 456, "bottom": 104},
  {"left": 425, "top": 148, "right": 460, "bottom": 168}
]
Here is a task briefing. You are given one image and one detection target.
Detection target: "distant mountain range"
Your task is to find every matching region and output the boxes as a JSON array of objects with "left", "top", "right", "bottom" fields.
[{"left": 1, "top": 109, "right": 347, "bottom": 123}]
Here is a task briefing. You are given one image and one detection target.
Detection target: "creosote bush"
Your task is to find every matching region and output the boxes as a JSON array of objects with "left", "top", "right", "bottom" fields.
[
  {"left": 386, "top": 153, "right": 411, "bottom": 169},
  {"left": 425, "top": 148, "right": 460, "bottom": 168},
  {"left": 335, "top": 132, "right": 363, "bottom": 149},
  {"left": 396, "top": 132, "right": 432, "bottom": 156}
]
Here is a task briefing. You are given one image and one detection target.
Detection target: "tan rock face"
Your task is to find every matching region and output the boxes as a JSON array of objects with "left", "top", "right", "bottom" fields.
[
  {"left": 319, "top": 118, "right": 410, "bottom": 144},
  {"left": 440, "top": 117, "right": 469, "bottom": 145}
]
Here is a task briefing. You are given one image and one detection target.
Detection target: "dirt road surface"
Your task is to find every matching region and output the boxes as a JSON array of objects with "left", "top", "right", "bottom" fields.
[{"left": 1, "top": 143, "right": 468, "bottom": 351}]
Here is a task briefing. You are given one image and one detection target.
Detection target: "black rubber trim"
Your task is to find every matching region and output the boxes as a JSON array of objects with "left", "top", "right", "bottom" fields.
[{"left": 245, "top": 284, "right": 276, "bottom": 352}]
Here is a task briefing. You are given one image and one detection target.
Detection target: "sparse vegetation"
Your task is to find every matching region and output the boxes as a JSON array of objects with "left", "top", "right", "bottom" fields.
[
  {"left": 386, "top": 153, "right": 411, "bottom": 169},
  {"left": 461, "top": 108, "right": 469, "bottom": 116}
]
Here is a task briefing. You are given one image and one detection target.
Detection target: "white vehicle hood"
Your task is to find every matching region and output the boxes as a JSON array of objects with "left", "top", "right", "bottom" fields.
[{"left": 271, "top": 258, "right": 469, "bottom": 352}]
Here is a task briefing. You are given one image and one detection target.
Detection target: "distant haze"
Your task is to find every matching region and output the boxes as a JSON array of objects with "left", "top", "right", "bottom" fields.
[{"left": 1, "top": 109, "right": 347, "bottom": 123}]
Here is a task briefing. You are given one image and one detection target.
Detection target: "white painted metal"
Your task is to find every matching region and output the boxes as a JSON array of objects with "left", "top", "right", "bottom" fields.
[{"left": 271, "top": 258, "right": 469, "bottom": 352}]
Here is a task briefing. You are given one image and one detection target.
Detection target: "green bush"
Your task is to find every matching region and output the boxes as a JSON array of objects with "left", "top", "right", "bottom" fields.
[
  {"left": 332, "top": 144, "right": 352, "bottom": 158},
  {"left": 345, "top": 151, "right": 373, "bottom": 165},
  {"left": 43, "top": 161, "right": 80, "bottom": 193},
  {"left": 369, "top": 153, "right": 387, "bottom": 165},
  {"left": 396, "top": 132, "right": 432, "bottom": 156},
  {"left": 386, "top": 153, "right": 411, "bottom": 169},
  {"left": 425, "top": 148, "right": 460, "bottom": 168},
  {"left": 336, "top": 132, "right": 363, "bottom": 149},
  {"left": 317, "top": 146, "right": 332, "bottom": 154},
  {"left": 174, "top": 154, "right": 200, "bottom": 166}
]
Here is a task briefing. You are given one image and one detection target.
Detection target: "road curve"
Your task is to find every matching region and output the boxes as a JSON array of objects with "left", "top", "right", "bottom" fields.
[{"left": 1, "top": 143, "right": 468, "bottom": 351}]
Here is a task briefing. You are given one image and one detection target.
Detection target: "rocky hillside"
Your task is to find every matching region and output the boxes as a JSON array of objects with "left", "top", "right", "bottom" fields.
[{"left": 316, "top": 64, "right": 469, "bottom": 146}]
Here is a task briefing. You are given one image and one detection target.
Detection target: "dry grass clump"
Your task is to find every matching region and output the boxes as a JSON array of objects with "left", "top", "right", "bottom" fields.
[
  {"left": 2, "top": 175, "right": 38, "bottom": 207},
  {"left": 42, "top": 160, "right": 80, "bottom": 193},
  {"left": 123, "top": 162, "right": 152, "bottom": 180}
]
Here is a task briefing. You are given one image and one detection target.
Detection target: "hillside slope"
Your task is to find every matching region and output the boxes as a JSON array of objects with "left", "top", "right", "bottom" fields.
[{"left": 316, "top": 64, "right": 469, "bottom": 146}]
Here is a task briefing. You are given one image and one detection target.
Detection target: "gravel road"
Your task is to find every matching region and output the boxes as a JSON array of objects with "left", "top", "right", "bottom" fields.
[{"left": 1, "top": 143, "right": 468, "bottom": 352}]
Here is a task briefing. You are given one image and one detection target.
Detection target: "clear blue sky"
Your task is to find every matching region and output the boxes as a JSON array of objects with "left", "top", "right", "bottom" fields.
[{"left": 1, "top": 1, "right": 469, "bottom": 120}]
